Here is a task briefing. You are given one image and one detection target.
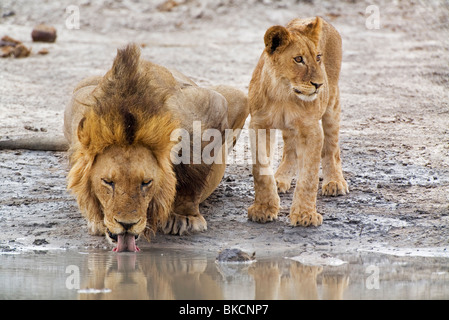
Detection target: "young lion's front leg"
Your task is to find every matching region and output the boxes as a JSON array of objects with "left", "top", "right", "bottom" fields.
[
  {"left": 248, "top": 123, "right": 280, "bottom": 223},
  {"left": 321, "top": 94, "right": 349, "bottom": 196},
  {"left": 275, "top": 129, "right": 298, "bottom": 193},
  {"left": 289, "top": 123, "right": 323, "bottom": 227}
]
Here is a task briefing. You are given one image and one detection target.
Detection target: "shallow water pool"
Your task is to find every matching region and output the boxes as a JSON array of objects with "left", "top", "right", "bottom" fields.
[{"left": 1, "top": 248, "right": 448, "bottom": 300}]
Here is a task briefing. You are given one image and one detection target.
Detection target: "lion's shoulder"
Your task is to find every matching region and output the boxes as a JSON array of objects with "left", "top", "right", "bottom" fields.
[{"left": 168, "top": 85, "right": 228, "bottom": 132}]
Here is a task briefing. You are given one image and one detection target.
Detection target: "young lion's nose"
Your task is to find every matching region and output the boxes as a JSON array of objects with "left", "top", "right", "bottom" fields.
[{"left": 311, "top": 81, "right": 323, "bottom": 90}]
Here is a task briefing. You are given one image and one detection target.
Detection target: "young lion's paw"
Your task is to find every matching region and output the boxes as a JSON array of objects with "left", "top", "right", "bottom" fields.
[
  {"left": 162, "top": 213, "right": 207, "bottom": 235},
  {"left": 289, "top": 208, "right": 323, "bottom": 227},
  {"left": 322, "top": 180, "right": 349, "bottom": 196},
  {"left": 275, "top": 176, "right": 292, "bottom": 193},
  {"left": 248, "top": 201, "right": 280, "bottom": 223}
]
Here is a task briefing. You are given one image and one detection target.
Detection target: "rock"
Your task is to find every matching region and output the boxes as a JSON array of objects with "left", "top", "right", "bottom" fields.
[
  {"left": 1, "top": 46, "right": 14, "bottom": 58},
  {"left": 0, "top": 35, "right": 32, "bottom": 58},
  {"left": 24, "top": 125, "right": 39, "bottom": 132},
  {"left": 37, "top": 48, "right": 49, "bottom": 55},
  {"left": 33, "top": 239, "right": 49, "bottom": 246},
  {"left": 31, "top": 24, "right": 57, "bottom": 43},
  {"left": 157, "top": 0, "right": 179, "bottom": 12},
  {"left": 1, "top": 35, "right": 22, "bottom": 45},
  {"left": 216, "top": 248, "right": 255, "bottom": 263},
  {"left": 12, "top": 44, "right": 31, "bottom": 58},
  {"left": 0, "top": 36, "right": 31, "bottom": 58},
  {"left": 1, "top": 11, "right": 15, "bottom": 18}
]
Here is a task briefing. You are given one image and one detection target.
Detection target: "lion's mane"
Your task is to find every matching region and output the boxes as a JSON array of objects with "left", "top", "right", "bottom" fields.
[{"left": 67, "top": 44, "right": 178, "bottom": 238}]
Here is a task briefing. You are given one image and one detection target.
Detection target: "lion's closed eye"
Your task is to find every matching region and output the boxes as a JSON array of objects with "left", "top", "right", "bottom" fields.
[
  {"left": 102, "top": 178, "right": 115, "bottom": 188},
  {"left": 141, "top": 179, "right": 153, "bottom": 188}
]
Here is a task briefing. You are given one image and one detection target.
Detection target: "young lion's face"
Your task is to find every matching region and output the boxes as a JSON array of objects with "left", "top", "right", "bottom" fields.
[
  {"left": 90, "top": 145, "right": 159, "bottom": 252},
  {"left": 263, "top": 18, "right": 325, "bottom": 102},
  {"left": 278, "top": 35, "right": 325, "bottom": 102}
]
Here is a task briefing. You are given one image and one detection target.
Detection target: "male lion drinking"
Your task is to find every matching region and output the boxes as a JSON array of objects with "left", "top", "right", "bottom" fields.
[{"left": 65, "top": 44, "right": 248, "bottom": 252}]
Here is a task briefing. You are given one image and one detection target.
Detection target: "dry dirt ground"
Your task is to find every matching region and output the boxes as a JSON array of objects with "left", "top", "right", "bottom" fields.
[{"left": 0, "top": 0, "right": 448, "bottom": 257}]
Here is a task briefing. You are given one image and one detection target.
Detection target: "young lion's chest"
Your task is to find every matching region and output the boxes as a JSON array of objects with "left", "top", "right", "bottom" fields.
[{"left": 256, "top": 90, "right": 328, "bottom": 131}]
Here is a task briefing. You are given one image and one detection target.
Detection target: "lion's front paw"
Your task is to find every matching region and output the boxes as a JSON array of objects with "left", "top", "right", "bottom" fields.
[
  {"left": 162, "top": 213, "right": 207, "bottom": 235},
  {"left": 289, "top": 208, "right": 323, "bottom": 227},
  {"left": 322, "top": 180, "right": 349, "bottom": 196},
  {"left": 248, "top": 201, "right": 280, "bottom": 223},
  {"left": 275, "top": 176, "right": 292, "bottom": 193}
]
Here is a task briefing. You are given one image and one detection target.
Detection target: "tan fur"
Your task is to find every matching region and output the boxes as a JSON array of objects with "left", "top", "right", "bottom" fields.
[
  {"left": 65, "top": 44, "right": 248, "bottom": 244},
  {"left": 248, "top": 17, "right": 348, "bottom": 227}
]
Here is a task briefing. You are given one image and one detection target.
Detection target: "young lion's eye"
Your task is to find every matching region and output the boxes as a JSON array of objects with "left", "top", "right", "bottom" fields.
[
  {"left": 317, "top": 54, "right": 322, "bottom": 62},
  {"left": 293, "top": 56, "right": 304, "bottom": 64}
]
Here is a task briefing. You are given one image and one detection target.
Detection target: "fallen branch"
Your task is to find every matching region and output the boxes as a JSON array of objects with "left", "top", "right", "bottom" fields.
[{"left": 0, "top": 136, "right": 69, "bottom": 151}]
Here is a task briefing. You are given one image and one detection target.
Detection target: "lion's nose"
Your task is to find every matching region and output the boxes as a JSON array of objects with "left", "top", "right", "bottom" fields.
[
  {"left": 311, "top": 81, "right": 323, "bottom": 90},
  {"left": 117, "top": 220, "right": 138, "bottom": 231}
]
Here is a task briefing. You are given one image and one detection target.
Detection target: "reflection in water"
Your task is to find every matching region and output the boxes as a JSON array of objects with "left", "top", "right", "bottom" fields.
[
  {"left": 249, "top": 261, "right": 348, "bottom": 300},
  {"left": 78, "top": 250, "right": 349, "bottom": 300},
  {"left": 80, "top": 250, "right": 219, "bottom": 300},
  {"left": 1, "top": 249, "right": 448, "bottom": 299}
]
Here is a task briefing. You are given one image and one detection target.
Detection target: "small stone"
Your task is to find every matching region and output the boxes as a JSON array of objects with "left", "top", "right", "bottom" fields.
[
  {"left": 24, "top": 125, "right": 39, "bottom": 132},
  {"left": 216, "top": 248, "right": 256, "bottom": 263},
  {"left": 157, "top": 0, "right": 179, "bottom": 12},
  {"left": 33, "top": 239, "right": 49, "bottom": 246},
  {"left": 12, "top": 44, "right": 31, "bottom": 58},
  {"left": 31, "top": 24, "right": 57, "bottom": 43},
  {"left": 2, "top": 11, "right": 15, "bottom": 18},
  {"left": 1, "top": 46, "right": 14, "bottom": 57},
  {"left": 37, "top": 48, "right": 49, "bottom": 55},
  {"left": 0, "top": 35, "right": 30, "bottom": 58},
  {"left": 1, "top": 35, "right": 22, "bottom": 45}
]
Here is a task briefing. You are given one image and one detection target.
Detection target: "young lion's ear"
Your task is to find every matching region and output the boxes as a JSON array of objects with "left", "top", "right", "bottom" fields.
[
  {"left": 264, "top": 25, "right": 291, "bottom": 55},
  {"left": 303, "top": 16, "right": 322, "bottom": 47},
  {"left": 77, "top": 117, "right": 90, "bottom": 148}
]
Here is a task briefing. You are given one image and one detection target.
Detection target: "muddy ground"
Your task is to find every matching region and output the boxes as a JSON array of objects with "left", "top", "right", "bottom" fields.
[{"left": 0, "top": 0, "right": 448, "bottom": 257}]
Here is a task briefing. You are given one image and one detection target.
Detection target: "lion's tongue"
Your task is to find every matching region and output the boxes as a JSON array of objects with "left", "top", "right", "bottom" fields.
[{"left": 113, "top": 234, "right": 139, "bottom": 252}]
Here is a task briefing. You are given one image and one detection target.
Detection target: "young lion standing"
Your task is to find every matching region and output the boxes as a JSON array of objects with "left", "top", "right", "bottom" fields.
[{"left": 248, "top": 17, "right": 349, "bottom": 227}]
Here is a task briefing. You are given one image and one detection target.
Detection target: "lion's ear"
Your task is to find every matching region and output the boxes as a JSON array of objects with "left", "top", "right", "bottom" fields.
[
  {"left": 77, "top": 117, "right": 90, "bottom": 147},
  {"left": 264, "top": 25, "right": 291, "bottom": 55},
  {"left": 303, "top": 16, "right": 322, "bottom": 47}
]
